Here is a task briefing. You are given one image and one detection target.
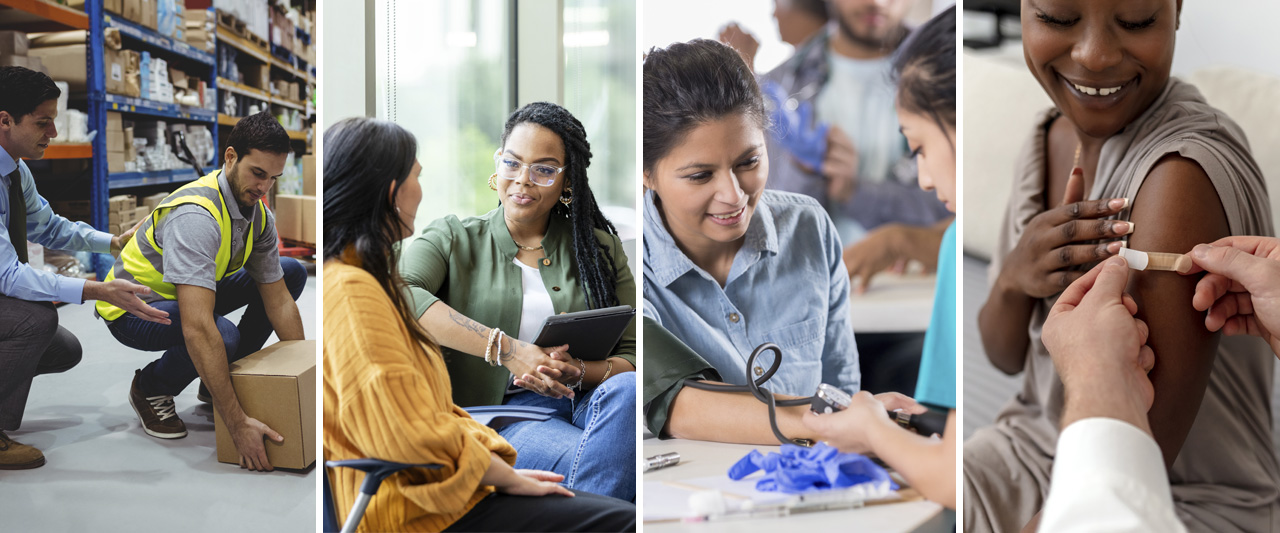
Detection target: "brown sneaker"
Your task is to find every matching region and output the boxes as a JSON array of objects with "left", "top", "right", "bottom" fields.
[
  {"left": 129, "top": 370, "right": 187, "bottom": 439},
  {"left": 0, "top": 431, "right": 45, "bottom": 470}
]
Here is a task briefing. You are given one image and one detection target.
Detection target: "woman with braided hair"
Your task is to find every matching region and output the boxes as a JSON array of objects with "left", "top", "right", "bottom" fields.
[{"left": 401, "top": 101, "right": 637, "bottom": 501}]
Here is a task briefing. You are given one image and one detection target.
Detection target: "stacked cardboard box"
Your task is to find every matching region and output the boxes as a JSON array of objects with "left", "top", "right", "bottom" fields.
[
  {"left": 273, "top": 194, "right": 315, "bottom": 244},
  {"left": 106, "top": 112, "right": 125, "bottom": 173},
  {"left": 183, "top": 8, "right": 216, "bottom": 53},
  {"left": 0, "top": 31, "right": 47, "bottom": 74},
  {"left": 107, "top": 194, "right": 147, "bottom": 235},
  {"left": 301, "top": 154, "right": 315, "bottom": 196},
  {"left": 269, "top": 8, "right": 294, "bottom": 53}
]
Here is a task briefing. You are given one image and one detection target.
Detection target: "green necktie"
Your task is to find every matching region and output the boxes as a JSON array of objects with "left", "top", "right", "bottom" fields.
[{"left": 7, "top": 170, "right": 27, "bottom": 264}]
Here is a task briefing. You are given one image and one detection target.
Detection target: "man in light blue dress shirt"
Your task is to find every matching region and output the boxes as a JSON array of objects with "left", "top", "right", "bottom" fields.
[{"left": 0, "top": 66, "right": 168, "bottom": 470}]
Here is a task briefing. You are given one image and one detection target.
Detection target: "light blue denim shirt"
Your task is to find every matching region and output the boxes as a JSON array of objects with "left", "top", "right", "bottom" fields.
[
  {"left": 642, "top": 189, "right": 860, "bottom": 396},
  {"left": 0, "top": 144, "right": 111, "bottom": 303}
]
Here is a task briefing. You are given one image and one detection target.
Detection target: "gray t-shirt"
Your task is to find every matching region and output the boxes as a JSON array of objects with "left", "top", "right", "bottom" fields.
[{"left": 156, "top": 171, "right": 283, "bottom": 290}]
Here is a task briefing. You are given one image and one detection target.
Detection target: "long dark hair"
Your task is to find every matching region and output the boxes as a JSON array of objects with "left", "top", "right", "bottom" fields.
[
  {"left": 500, "top": 102, "right": 619, "bottom": 310},
  {"left": 642, "top": 39, "right": 767, "bottom": 173},
  {"left": 322, "top": 117, "right": 436, "bottom": 349},
  {"left": 892, "top": 5, "right": 956, "bottom": 147}
]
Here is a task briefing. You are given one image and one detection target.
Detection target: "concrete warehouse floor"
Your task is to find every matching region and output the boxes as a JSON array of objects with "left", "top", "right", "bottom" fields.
[{"left": 0, "top": 263, "right": 318, "bottom": 533}]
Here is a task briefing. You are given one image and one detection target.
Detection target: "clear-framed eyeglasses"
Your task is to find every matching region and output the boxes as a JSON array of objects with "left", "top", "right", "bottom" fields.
[{"left": 493, "top": 152, "right": 566, "bottom": 187}]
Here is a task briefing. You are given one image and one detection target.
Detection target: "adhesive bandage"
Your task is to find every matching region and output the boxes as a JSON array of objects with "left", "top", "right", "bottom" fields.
[{"left": 1118, "top": 246, "right": 1193, "bottom": 273}]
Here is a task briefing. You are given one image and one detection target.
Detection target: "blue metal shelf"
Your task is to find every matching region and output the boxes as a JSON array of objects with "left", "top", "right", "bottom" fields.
[
  {"left": 108, "top": 168, "right": 200, "bottom": 189},
  {"left": 102, "top": 93, "right": 217, "bottom": 122},
  {"left": 105, "top": 14, "right": 216, "bottom": 66}
]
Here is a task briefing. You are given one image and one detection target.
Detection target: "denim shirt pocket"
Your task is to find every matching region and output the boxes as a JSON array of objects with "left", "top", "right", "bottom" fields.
[{"left": 754, "top": 316, "right": 825, "bottom": 396}]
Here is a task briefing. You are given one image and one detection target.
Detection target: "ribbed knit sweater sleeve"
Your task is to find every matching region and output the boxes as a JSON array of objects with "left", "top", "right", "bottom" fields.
[{"left": 324, "top": 263, "right": 516, "bottom": 529}]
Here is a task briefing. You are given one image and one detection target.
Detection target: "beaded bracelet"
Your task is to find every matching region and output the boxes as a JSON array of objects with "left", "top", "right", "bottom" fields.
[{"left": 484, "top": 327, "right": 499, "bottom": 366}]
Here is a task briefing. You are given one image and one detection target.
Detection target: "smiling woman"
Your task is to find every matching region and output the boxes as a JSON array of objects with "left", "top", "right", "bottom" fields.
[
  {"left": 639, "top": 38, "right": 875, "bottom": 446},
  {"left": 966, "top": 0, "right": 1279, "bottom": 531}
]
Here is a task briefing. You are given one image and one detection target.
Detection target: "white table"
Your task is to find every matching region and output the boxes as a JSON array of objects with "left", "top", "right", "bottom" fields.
[
  {"left": 642, "top": 436, "right": 951, "bottom": 533},
  {"left": 848, "top": 273, "right": 937, "bottom": 333}
]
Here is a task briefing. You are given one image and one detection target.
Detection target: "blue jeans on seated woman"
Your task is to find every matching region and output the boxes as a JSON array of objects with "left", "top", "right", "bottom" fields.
[{"left": 498, "top": 371, "right": 636, "bottom": 501}]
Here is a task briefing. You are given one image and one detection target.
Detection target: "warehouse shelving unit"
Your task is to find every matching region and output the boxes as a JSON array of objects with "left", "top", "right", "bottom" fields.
[
  {"left": 87, "top": 1, "right": 219, "bottom": 277},
  {"left": 3, "top": 0, "right": 314, "bottom": 272}
]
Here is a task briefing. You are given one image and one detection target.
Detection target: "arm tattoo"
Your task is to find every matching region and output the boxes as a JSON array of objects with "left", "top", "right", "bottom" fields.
[
  {"left": 500, "top": 338, "right": 528, "bottom": 364},
  {"left": 448, "top": 308, "right": 488, "bottom": 338}
]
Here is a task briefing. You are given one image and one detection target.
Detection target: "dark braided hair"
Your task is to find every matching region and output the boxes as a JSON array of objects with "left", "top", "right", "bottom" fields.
[{"left": 500, "top": 102, "right": 620, "bottom": 310}]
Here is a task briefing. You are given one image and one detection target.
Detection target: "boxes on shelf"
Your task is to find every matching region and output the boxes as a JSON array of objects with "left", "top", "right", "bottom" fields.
[
  {"left": 184, "top": 8, "right": 215, "bottom": 52},
  {"left": 0, "top": 31, "right": 28, "bottom": 58},
  {"left": 141, "top": 192, "right": 168, "bottom": 211},
  {"left": 270, "top": 9, "right": 295, "bottom": 53},
  {"left": 213, "top": 340, "right": 317, "bottom": 470},
  {"left": 141, "top": 0, "right": 158, "bottom": 31},
  {"left": 50, "top": 200, "right": 91, "bottom": 223},
  {"left": 26, "top": 44, "right": 87, "bottom": 91},
  {"left": 105, "top": 0, "right": 123, "bottom": 16},
  {"left": 273, "top": 194, "right": 303, "bottom": 242},
  {"left": 122, "top": 0, "right": 141, "bottom": 24},
  {"left": 301, "top": 154, "right": 315, "bottom": 196},
  {"left": 300, "top": 195, "right": 315, "bottom": 243},
  {"left": 106, "top": 112, "right": 125, "bottom": 173},
  {"left": 243, "top": 63, "right": 270, "bottom": 92}
]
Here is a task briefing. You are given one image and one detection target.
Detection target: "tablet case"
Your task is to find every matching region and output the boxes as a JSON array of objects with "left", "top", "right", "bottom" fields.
[{"left": 531, "top": 305, "right": 635, "bottom": 361}]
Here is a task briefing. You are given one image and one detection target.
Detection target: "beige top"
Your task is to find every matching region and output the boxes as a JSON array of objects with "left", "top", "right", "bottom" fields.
[{"left": 988, "top": 78, "right": 1279, "bottom": 530}]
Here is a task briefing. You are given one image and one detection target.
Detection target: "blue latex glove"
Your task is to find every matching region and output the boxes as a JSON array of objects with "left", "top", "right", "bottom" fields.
[
  {"left": 762, "top": 80, "right": 828, "bottom": 174},
  {"left": 727, "top": 443, "right": 897, "bottom": 493}
]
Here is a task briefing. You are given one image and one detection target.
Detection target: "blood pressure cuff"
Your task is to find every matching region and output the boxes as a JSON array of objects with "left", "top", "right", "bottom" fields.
[
  {"left": 761, "top": 79, "right": 828, "bottom": 173},
  {"left": 641, "top": 316, "right": 722, "bottom": 438},
  {"left": 727, "top": 443, "right": 897, "bottom": 494}
]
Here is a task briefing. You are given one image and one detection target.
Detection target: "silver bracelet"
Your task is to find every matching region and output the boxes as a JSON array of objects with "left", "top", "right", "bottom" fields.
[{"left": 569, "top": 357, "right": 587, "bottom": 390}]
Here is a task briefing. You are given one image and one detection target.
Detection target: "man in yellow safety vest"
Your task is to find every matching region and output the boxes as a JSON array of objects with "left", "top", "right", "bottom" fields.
[{"left": 98, "top": 112, "right": 307, "bottom": 472}]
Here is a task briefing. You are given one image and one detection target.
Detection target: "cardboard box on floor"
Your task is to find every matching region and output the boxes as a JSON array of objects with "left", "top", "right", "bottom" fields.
[
  {"left": 274, "top": 194, "right": 303, "bottom": 242},
  {"left": 214, "top": 340, "right": 317, "bottom": 470}
]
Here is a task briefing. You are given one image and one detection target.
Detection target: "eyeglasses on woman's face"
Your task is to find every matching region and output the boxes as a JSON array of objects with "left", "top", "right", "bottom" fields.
[{"left": 493, "top": 151, "right": 566, "bottom": 187}]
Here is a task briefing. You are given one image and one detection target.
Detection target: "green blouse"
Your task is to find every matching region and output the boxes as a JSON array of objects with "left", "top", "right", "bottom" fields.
[{"left": 401, "top": 206, "right": 637, "bottom": 407}]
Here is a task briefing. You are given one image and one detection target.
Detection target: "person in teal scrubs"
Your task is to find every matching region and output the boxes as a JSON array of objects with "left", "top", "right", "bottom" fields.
[{"left": 802, "top": 5, "right": 957, "bottom": 509}]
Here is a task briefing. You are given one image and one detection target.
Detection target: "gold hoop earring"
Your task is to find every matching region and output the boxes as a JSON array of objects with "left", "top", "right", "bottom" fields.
[
  {"left": 560, "top": 186, "right": 574, "bottom": 207},
  {"left": 488, "top": 173, "right": 498, "bottom": 191}
]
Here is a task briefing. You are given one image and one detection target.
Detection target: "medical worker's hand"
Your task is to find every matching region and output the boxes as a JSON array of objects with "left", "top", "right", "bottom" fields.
[
  {"left": 110, "top": 217, "right": 145, "bottom": 256},
  {"left": 1182, "top": 237, "right": 1280, "bottom": 355},
  {"left": 994, "top": 168, "right": 1130, "bottom": 299},
  {"left": 801, "top": 391, "right": 928, "bottom": 454},
  {"left": 1043, "top": 256, "right": 1155, "bottom": 431}
]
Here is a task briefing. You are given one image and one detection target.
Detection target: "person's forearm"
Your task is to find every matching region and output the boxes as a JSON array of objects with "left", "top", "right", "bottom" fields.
[
  {"left": 183, "top": 318, "right": 246, "bottom": 425},
  {"left": 420, "top": 302, "right": 504, "bottom": 357},
  {"left": 581, "top": 357, "right": 635, "bottom": 387},
  {"left": 265, "top": 298, "right": 305, "bottom": 341},
  {"left": 978, "top": 276, "right": 1035, "bottom": 375},
  {"left": 1061, "top": 375, "right": 1151, "bottom": 435},
  {"left": 665, "top": 384, "right": 811, "bottom": 445},
  {"left": 479, "top": 452, "right": 516, "bottom": 489},
  {"left": 866, "top": 410, "right": 957, "bottom": 509}
]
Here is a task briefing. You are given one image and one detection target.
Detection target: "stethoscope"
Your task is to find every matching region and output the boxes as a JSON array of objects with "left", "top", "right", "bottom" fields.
[{"left": 683, "top": 343, "right": 947, "bottom": 446}]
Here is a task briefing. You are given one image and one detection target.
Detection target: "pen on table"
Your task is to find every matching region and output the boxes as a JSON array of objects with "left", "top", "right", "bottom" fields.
[{"left": 645, "top": 452, "right": 680, "bottom": 472}]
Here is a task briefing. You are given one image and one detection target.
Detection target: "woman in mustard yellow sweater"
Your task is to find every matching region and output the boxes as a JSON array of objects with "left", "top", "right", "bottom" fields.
[{"left": 322, "top": 117, "right": 635, "bottom": 532}]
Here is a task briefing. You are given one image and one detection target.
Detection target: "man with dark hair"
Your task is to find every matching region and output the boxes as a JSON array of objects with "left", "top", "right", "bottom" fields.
[
  {"left": 98, "top": 111, "right": 307, "bottom": 471},
  {"left": 0, "top": 66, "right": 169, "bottom": 470}
]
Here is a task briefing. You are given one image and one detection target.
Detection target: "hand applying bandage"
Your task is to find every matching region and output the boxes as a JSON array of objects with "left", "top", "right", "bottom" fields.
[
  {"left": 1042, "top": 256, "right": 1156, "bottom": 433},
  {"left": 1181, "top": 236, "right": 1280, "bottom": 356}
]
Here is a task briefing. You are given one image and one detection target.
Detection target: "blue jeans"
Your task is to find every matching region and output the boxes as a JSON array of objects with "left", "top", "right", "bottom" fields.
[
  {"left": 106, "top": 258, "right": 307, "bottom": 396},
  {"left": 498, "top": 371, "right": 637, "bottom": 501}
]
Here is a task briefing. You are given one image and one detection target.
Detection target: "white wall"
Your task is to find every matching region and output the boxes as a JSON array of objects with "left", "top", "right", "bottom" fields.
[
  {"left": 1172, "top": 0, "right": 1280, "bottom": 79},
  {"left": 320, "top": 0, "right": 372, "bottom": 128},
  {"left": 643, "top": 0, "right": 793, "bottom": 73}
]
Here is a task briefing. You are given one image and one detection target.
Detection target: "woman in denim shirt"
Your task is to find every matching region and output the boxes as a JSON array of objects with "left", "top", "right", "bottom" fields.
[{"left": 641, "top": 39, "right": 922, "bottom": 444}]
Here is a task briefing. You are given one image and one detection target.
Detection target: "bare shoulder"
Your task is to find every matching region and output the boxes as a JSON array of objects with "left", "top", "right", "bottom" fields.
[{"left": 1128, "top": 153, "right": 1229, "bottom": 254}]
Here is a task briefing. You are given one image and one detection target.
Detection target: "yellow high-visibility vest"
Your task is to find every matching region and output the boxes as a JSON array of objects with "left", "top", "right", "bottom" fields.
[{"left": 96, "top": 169, "right": 264, "bottom": 321}]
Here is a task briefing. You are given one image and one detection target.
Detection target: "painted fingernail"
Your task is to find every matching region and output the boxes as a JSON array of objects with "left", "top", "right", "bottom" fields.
[
  {"left": 1109, "top": 198, "right": 1129, "bottom": 210},
  {"left": 1114, "top": 222, "right": 1133, "bottom": 235}
]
